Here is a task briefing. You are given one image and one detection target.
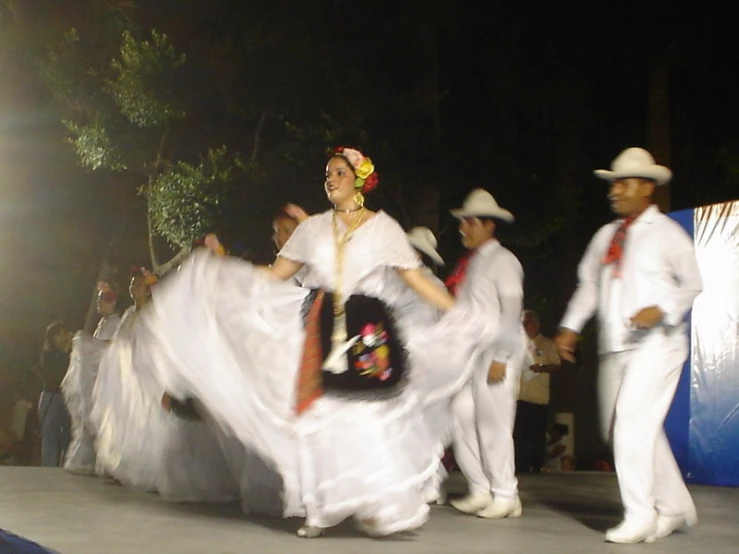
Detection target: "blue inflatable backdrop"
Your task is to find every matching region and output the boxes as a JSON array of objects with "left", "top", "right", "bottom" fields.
[{"left": 665, "top": 200, "right": 739, "bottom": 487}]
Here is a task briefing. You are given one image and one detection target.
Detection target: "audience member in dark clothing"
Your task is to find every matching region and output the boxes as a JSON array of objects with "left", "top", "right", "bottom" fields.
[{"left": 37, "top": 322, "right": 73, "bottom": 466}]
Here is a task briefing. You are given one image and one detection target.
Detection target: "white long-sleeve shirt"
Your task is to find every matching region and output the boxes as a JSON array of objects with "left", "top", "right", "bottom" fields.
[
  {"left": 560, "top": 205, "right": 703, "bottom": 353},
  {"left": 93, "top": 313, "right": 122, "bottom": 341},
  {"left": 456, "top": 239, "right": 524, "bottom": 364}
]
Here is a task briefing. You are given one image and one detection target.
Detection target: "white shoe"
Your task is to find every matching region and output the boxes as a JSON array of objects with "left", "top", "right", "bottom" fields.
[
  {"left": 652, "top": 508, "right": 698, "bottom": 539},
  {"left": 476, "top": 497, "right": 522, "bottom": 519},
  {"left": 297, "top": 525, "right": 323, "bottom": 538},
  {"left": 605, "top": 520, "right": 657, "bottom": 544},
  {"left": 450, "top": 492, "right": 494, "bottom": 515}
]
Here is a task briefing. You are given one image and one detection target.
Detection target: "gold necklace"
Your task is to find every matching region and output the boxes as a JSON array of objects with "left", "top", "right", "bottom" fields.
[{"left": 331, "top": 207, "right": 365, "bottom": 317}]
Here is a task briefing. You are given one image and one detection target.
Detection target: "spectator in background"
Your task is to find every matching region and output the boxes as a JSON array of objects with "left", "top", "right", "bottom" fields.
[
  {"left": 543, "top": 423, "right": 569, "bottom": 471},
  {"left": 37, "top": 321, "right": 73, "bottom": 466},
  {"left": 0, "top": 367, "right": 18, "bottom": 461},
  {"left": 514, "top": 310, "right": 561, "bottom": 473}
]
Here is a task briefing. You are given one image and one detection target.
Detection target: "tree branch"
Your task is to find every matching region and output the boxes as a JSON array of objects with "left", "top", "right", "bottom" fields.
[
  {"left": 147, "top": 124, "right": 171, "bottom": 269},
  {"left": 146, "top": 178, "right": 160, "bottom": 271},
  {"left": 154, "top": 123, "right": 171, "bottom": 172},
  {"left": 156, "top": 245, "right": 191, "bottom": 276},
  {"left": 250, "top": 111, "right": 269, "bottom": 166}
]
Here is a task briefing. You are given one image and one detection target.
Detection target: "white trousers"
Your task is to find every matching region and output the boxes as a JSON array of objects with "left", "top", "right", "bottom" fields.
[
  {"left": 452, "top": 357, "right": 519, "bottom": 500},
  {"left": 599, "top": 334, "right": 695, "bottom": 524}
]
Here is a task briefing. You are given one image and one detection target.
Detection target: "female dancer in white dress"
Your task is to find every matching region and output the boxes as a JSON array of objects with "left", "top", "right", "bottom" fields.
[
  {"left": 62, "top": 283, "right": 122, "bottom": 474},
  {"left": 91, "top": 269, "right": 238, "bottom": 502},
  {"left": 142, "top": 147, "right": 496, "bottom": 536}
]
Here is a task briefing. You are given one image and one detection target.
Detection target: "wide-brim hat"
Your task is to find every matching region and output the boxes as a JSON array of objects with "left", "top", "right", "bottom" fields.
[
  {"left": 407, "top": 227, "right": 445, "bottom": 266},
  {"left": 450, "top": 188, "right": 514, "bottom": 223},
  {"left": 593, "top": 147, "right": 672, "bottom": 186}
]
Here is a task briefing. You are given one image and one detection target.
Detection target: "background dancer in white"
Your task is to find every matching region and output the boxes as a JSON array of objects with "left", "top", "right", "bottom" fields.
[
  {"left": 63, "top": 282, "right": 122, "bottom": 475},
  {"left": 448, "top": 189, "right": 526, "bottom": 519},
  {"left": 555, "top": 147, "right": 703, "bottom": 544}
]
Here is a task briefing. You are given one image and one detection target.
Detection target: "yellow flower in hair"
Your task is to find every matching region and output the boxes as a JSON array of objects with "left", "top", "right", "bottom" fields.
[{"left": 355, "top": 158, "right": 375, "bottom": 180}]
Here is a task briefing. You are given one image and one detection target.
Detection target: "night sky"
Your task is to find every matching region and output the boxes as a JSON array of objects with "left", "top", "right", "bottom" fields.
[{"left": 1, "top": 0, "right": 738, "bottom": 373}]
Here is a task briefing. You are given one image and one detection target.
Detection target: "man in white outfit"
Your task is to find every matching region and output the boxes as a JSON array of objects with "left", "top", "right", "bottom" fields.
[
  {"left": 555, "top": 148, "right": 703, "bottom": 544},
  {"left": 448, "top": 189, "right": 526, "bottom": 519}
]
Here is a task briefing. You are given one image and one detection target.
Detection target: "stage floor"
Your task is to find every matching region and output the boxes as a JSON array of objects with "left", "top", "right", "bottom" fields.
[{"left": 1, "top": 467, "right": 737, "bottom": 553}]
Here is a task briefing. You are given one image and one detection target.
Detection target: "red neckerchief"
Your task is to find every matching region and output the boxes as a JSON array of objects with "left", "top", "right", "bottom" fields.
[
  {"left": 445, "top": 249, "right": 476, "bottom": 296},
  {"left": 602, "top": 215, "right": 637, "bottom": 278}
]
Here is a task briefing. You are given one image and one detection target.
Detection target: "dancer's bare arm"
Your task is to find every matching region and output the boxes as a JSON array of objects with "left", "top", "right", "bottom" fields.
[
  {"left": 397, "top": 267, "right": 455, "bottom": 311},
  {"left": 258, "top": 256, "right": 304, "bottom": 281}
]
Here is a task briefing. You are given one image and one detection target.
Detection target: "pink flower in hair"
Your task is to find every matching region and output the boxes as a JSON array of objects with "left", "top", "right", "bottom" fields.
[{"left": 336, "top": 147, "right": 365, "bottom": 169}]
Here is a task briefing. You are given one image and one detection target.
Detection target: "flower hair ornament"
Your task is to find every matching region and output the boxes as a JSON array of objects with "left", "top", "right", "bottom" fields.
[
  {"left": 96, "top": 282, "right": 118, "bottom": 303},
  {"left": 131, "top": 266, "right": 159, "bottom": 287},
  {"left": 333, "top": 147, "right": 380, "bottom": 204}
]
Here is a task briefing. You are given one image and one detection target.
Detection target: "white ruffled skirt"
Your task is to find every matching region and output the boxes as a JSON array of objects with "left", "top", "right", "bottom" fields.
[
  {"left": 140, "top": 250, "right": 492, "bottom": 530},
  {"left": 62, "top": 332, "right": 105, "bottom": 474},
  {"left": 90, "top": 309, "right": 238, "bottom": 503}
]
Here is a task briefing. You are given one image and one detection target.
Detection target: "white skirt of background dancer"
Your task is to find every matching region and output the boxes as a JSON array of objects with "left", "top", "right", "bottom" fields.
[
  {"left": 62, "top": 314, "right": 121, "bottom": 474},
  {"left": 89, "top": 305, "right": 238, "bottom": 503},
  {"left": 140, "top": 212, "right": 496, "bottom": 533}
]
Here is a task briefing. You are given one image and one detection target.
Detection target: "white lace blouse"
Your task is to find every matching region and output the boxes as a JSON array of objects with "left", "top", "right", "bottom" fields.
[{"left": 278, "top": 210, "right": 421, "bottom": 305}]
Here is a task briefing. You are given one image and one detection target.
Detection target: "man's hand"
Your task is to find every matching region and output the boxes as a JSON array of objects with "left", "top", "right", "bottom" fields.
[
  {"left": 285, "top": 203, "right": 310, "bottom": 223},
  {"left": 554, "top": 328, "right": 579, "bottom": 363},
  {"left": 487, "top": 361, "right": 507, "bottom": 384},
  {"left": 629, "top": 306, "right": 664, "bottom": 330},
  {"left": 530, "top": 364, "right": 544, "bottom": 373}
]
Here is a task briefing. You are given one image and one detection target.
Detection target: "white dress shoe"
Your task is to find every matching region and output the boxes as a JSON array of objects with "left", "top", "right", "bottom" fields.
[
  {"left": 652, "top": 508, "right": 698, "bottom": 539},
  {"left": 605, "top": 520, "right": 658, "bottom": 544},
  {"left": 297, "top": 525, "right": 323, "bottom": 538},
  {"left": 476, "top": 496, "right": 522, "bottom": 519},
  {"left": 450, "top": 492, "right": 493, "bottom": 515}
]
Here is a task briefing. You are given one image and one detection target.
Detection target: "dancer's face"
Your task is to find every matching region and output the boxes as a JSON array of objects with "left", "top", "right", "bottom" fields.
[
  {"left": 458, "top": 217, "right": 494, "bottom": 250},
  {"left": 129, "top": 275, "right": 150, "bottom": 304},
  {"left": 608, "top": 178, "right": 654, "bottom": 217},
  {"left": 324, "top": 156, "right": 356, "bottom": 207},
  {"left": 96, "top": 295, "right": 117, "bottom": 316}
]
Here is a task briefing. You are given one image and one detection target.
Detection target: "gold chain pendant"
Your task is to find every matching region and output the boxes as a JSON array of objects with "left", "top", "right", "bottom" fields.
[{"left": 331, "top": 206, "right": 365, "bottom": 318}]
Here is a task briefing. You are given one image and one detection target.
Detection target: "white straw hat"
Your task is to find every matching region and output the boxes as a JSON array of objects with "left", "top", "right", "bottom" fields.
[
  {"left": 450, "top": 189, "right": 514, "bottom": 222},
  {"left": 407, "top": 227, "right": 445, "bottom": 266},
  {"left": 594, "top": 147, "right": 672, "bottom": 186}
]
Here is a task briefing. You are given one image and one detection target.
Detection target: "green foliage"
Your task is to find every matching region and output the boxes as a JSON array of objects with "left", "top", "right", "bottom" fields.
[
  {"left": 109, "top": 30, "right": 187, "bottom": 127},
  {"left": 64, "top": 118, "right": 127, "bottom": 171},
  {"left": 148, "top": 147, "right": 246, "bottom": 247},
  {"left": 43, "top": 28, "right": 189, "bottom": 174},
  {"left": 39, "top": 22, "right": 246, "bottom": 261}
]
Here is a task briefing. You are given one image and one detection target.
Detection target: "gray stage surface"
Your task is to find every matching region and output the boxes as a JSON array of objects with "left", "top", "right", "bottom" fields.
[{"left": 1, "top": 467, "right": 737, "bottom": 553}]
